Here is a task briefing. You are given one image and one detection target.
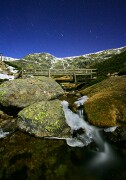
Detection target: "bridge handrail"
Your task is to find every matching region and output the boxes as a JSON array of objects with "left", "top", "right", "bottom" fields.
[
  {"left": 21, "top": 68, "right": 97, "bottom": 78},
  {"left": 22, "top": 68, "right": 97, "bottom": 73}
]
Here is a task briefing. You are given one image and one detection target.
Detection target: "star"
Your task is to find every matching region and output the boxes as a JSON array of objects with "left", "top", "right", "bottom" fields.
[{"left": 60, "top": 33, "right": 64, "bottom": 37}]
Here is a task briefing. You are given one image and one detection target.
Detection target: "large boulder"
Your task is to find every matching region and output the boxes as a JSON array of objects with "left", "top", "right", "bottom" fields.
[
  {"left": 17, "top": 100, "right": 71, "bottom": 138},
  {"left": 0, "top": 76, "right": 64, "bottom": 108},
  {"left": 80, "top": 76, "right": 126, "bottom": 127}
]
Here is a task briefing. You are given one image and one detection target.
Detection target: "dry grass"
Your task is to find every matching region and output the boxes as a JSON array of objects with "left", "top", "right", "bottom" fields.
[
  {"left": 54, "top": 75, "right": 71, "bottom": 81},
  {"left": 80, "top": 76, "right": 126, "bottom": 127}
]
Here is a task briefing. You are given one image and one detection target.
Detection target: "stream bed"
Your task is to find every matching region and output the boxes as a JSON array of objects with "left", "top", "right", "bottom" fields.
[
  {"left": 0, "top": 96, "right": 126, "bottom": 180},
  {"left": 0, "top": 131, "right": 126, "bottom": 180}
]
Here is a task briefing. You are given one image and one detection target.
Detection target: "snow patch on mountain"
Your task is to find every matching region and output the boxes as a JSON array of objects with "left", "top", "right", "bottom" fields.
[
  {"left": 1, "top": 46, "right": 126, "bottom": 71},
  {"left": 58, "top": 46, "right": 126, "bottom": 60},
  {"left": 6, "top": 65, "right": 18, "bottom": 74},
  {"left": 2, "top": 56, "right": 19, "bottom": 62}
]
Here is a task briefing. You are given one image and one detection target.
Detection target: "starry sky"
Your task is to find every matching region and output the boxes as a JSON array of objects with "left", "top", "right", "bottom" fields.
[{"left": 0, "top": 0, "right": 126, "bottom": 58}]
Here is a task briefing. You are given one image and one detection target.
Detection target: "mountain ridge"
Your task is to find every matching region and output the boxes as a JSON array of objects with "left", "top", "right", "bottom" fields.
[
  {"left": 1, "top": 46, "right": 126, "bottom": 79},
  {"left": 59, "top": 46, "right": 126, "bottom": 59},
  {"left": 19, "top": 46, "right": 126, "bottom": 69},
  {"left": 2, "top": 46, "right": 126, "bottom": 62}
]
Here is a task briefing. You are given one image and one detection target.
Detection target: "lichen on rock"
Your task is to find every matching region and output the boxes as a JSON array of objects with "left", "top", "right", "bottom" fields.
[
  {"left": 0, "top": 76, "right": 64, "bottom": 108},
  {"left": 17, "top": 100, "right": 71, "bottom": 138}
]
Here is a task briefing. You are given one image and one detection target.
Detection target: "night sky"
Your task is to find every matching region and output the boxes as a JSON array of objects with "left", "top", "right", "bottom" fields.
[{"left": 0, "top": 0, "right": 126, "bottom": 58}]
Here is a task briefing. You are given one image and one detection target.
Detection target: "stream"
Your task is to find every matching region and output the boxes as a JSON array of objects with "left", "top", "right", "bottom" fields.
[
  {"left": 61, "top": 97, "right": 123, "bottom": 176},
  {"left": 0, "top": 96, "right": 126, "bottom": 179}
]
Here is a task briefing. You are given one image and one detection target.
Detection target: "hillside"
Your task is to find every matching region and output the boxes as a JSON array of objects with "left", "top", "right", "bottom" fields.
[
  {"left": 1, "top": 46, "right": 126, "bottom": 87},
  {"left": 1, "top": 47, "right": 126, "bottom": 128},
  {"left": 3, "top": 46, "right": 126, "bottom": 71},
  {"left": 90, "top": 50, "right": 126, "bottom": 77}
]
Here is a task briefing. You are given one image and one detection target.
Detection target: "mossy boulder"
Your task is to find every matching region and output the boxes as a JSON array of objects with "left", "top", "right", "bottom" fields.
[
  {"left": 0, "top": 76, "right": 64, "bottom": 108},
  {"left": 17, "top": 100, "right": 71, "bottom": 138},
  {"left": 80, "top": 76, "right": 126, "bottom": 127}
]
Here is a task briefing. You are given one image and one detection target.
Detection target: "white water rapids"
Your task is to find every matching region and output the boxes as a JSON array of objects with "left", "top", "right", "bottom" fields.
[{"left": 61, "top": 96, "right": 118, "bottom": 167}]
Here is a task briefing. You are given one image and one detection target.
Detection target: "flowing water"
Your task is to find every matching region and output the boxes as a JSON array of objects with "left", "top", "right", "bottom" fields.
[
  {"left": 0, "top": 128, "right": 10, "bottom": 138},
  {"left": 0, "top": 96, "right": 126, "bottom": 179},
  {"left": 61, "top": 97, "right": 119, "bottom": 170}
]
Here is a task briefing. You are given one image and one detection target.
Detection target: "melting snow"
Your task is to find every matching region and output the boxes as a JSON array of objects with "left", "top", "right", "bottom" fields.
[
  {"left": 0, "top": 73, "right": 14, "bottom": 80},
  {"left": 7, "top": 66, "right": 18, "bottom": 74}
]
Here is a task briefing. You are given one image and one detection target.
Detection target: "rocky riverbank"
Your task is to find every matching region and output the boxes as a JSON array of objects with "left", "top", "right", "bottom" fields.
[
  {"left": 0, "top": 76, "right": 70, "bottom": 138},
  {"left": 0, "top": 75, "right": 126, "bottom": 180},
  {"left": 0, "top": 75, "right": 126, "bottom": 141}
]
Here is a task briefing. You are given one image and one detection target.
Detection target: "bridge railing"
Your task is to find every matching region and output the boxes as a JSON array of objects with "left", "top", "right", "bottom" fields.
[
  {"left": 21, "top": 68, "right": 97, "bottom": 82},
  {"left": 22, "top": 68, "right": 96, "bottom": 75}
]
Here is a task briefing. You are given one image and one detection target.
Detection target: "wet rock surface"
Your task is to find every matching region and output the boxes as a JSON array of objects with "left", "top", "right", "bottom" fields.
[
  {"left": 0, "top": 110, "right": 17, "bottom": 132},
  {"left": 0, "top": 131, "right": 71, "bottom": 180},
  {"left": 0, "top": 92, "right": 126, "bottom": 180},
  {"left": 0, "top": 130, "right": 126, "bottom": 180},
  {"left": 104, "top": 126, "right": 126, "bottom": 143}
]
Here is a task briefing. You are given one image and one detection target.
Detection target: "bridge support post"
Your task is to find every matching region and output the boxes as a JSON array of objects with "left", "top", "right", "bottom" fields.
[
  {"left": 91, "top": 70, "right": 93, "bottom": 79},
  {"left": 48, "top": 69, "right": 50, "bottom": 77},
  {"left": 73, "top": 73, "right": 77, "bottom": 83}
]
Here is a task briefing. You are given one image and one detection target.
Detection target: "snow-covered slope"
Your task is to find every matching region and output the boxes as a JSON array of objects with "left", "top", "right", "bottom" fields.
[
  {"left": 2, "top": 46, "right": 126, "bottom": 70},
  {"left": 59, "top": 46, "right": 126, "bottom": 67},
  {"left": 56, "top": 46, "right": 126, "bottom": 69},
  {"left": 19, "top": 46, "right": 125, "bottom": 69},
  {"left": 1, "top": 46, "right": 125, "bottom": 80},
  {"left": 0, "top": 73, "right": 14, "bottom": 80},
  {"left": 0, "top": 58, "right": 18, "bottom": 81},
  {"left": 2, "top": 56, "right": 19, "bottom": 62},
  {"left": 61, "top": 46, "right": 126, "bottom": 60}
]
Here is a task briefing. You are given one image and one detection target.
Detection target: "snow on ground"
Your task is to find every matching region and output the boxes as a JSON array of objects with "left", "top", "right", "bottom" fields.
[
  {"left": 7, "top": 65, "right": 18, "bottom": 74},
  {"left": 0, "top": 64, "right": 18, "bottom": 80},
  {"left": 2, "top": 56, "right": 19, "bottom": 61},
  {"left": 0, "top": 73, "right": 14, "bottom": 80}
]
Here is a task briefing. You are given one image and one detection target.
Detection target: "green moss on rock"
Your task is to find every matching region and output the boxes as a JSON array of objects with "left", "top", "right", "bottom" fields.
[
  {"left": 80, "top": 76, "right": 126, "bottom": 127},
  {"left": 18, "top": 100, "right": 71, "bottom": 138},
  {"left": 0, "top": 76, "right": 64, "bottom": 108}
]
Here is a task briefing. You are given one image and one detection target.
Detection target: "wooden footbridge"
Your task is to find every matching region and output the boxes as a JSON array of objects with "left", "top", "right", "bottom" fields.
[{"left": 20, "top": 68, "right": 97, "bottom": 82}]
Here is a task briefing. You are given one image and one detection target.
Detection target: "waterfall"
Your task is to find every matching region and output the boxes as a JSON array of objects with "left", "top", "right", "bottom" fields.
[
  {"left": 61, "top": 96, "right": 117, "bottom": 167},
  {"left": 61, "top": 96, "right": 100, "bottom": 148}
]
